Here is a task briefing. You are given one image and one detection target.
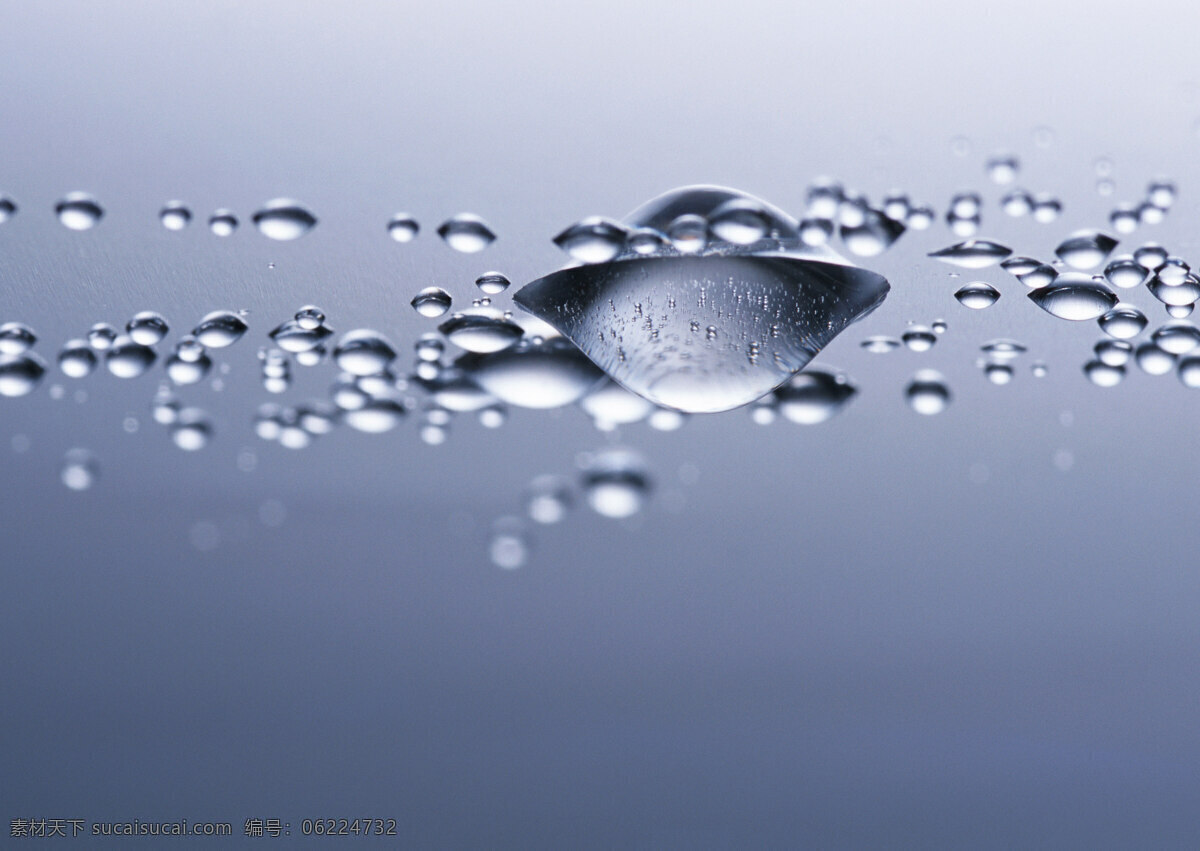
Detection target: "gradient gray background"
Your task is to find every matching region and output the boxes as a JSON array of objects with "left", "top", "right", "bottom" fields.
[{"left": 2, "top": 0, "right": 1200, "bottom": 846}]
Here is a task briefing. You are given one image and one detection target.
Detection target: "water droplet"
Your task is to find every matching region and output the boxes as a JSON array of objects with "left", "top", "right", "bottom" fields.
[
  {"left": 981, "top": 339, "right": 1027, "bottom": 359},
  {"left": 343, "top": 399, "right": 406, "bottom": 433},
  {"left": 105, "top": 337, "right": 156, "bottom": 378},
  {"left": 171, "top": 408, "right": 212, "bottom": 450},
  {"left": 929, "top": 239, "right": 1012, "bottom": 269},
  {"left": 902, "top": 326, "right": 937, "bottom": 352},
  {"left": 126, "top": 311, "right": 169, "bottom": 346},
  {"left": 882, "top": 193, "right": 910, "bottom": 222},
  {"left": 411, "top": 286, "right": 452, "bottom": 318},
  {"left": 387, "top": 214, "right": 419, "bottom": 242},
  {"left": 478, "top": 404, "right": 507, "bottom": 428},
  {"left": 1094, "top": 339, "right": 1133, "bottom": 366},
  {"left": 579, "top": 379, "right": 655, "bottom": 429},
  {"left": 1168, "top": 303, "right": 1194, "bottom": 318},
  {"left": 1028, "top": 273, "right": 1117, "bottom": 320},
  {"left": 1000, "top": 257, "right": 1057, "bottom": 289},
  {"left": 1135, "top": 341, "right": 1176, "bottom": 375},
  {"left": 1148, "top": 180, "right": 1176, "bottom": 208},
  {"left": 932, "top": 319, "right": 947, "bottom": 334},
  {"left": 798, "top": 217, "right": 834, "bottom": 246},
  {"left": 438, "top": 214, "right": 495, "bottom": 253},
  {"left": 553, "top": 216, "right": 627, "bottom": 263},
  {"left": 1000, "top": 189, "right": 1033, "bottom": 217},
  {"left": 0, "top": 322, "right": 36, "bottom": 355},
  {"left": 582, "top": 449, "right": 650, "bottom": 519},
  {"left": 986, "top": 154, "right": 1019, "bottom": 184},
  {"left": 1151, "top": 321, "right": 1200, "bottom": 354},
  {"left": 415, "top": 334, "right": 444, "bottom": 363},
  {"left": 648, "top": 407, "right": 686, "bottom": 431},
  {"left": 773, "top": 369, "right": 856, "bottom": 425},
  {"left": 905, "top": 370, "right": 951, "bottom": 415},
  {"left": 0, "top": 353, "right": 46, "bottom": 396},
  {"left": 55, "top": 193, "right": 103, "bottom": 230},
  {"left": 85, "top": 323, "right": 116, "bottom": 350},
  {"left": 58, "top": 340, "right": 96, "bottom": 378},
  {"left": 907, "top": 205, "right": 935, "bottom": 230},
  {"left": 1055, "top": 231, "right": 1118, "bottom": 270},
  {"left": 527, "top": 475, "right": 573, "bottom": 524},
  {"left": 333, "top": 329, "right": 396, "bottom": 376},
  {"left": 949, "top": 192, "right": 982, "bottom": 218},
  {"left": 0, "top": 195, "right": 16, "bottom": 222},
  {"left": 1109, "top": 206, "right": 1140, "bottom": 234},
  {"left": 475, "top": 272, "right": 511, "bottom": 295},
  {"left": 61, "top": 449, "right": 98, "bottom": 491},
  {"left": 667, "top": 214, "right": 709, "bottom": 254},
  {"left": 1155, "top": 257, "right": 1191, "bottom": 286},
  {"left": 1148, "top": 275, "right": 1200, "bottom": 306},
  {"left": 1134, "top": 243, "right": 1168, "bottom": 269},
  {"left": 159, "top": 202, "right": 191, "bottom": 230},
  {"left": 1097, "top": 305, "right": 1147, "bottom": 339},
  {"left": 208, "top": 210, "right": 238, "bottom": 236},
  {"left": 1139, "top": 202, "right": 1165, "bottom": 225},
  {"left": 252, "top": 199, "right": 317, "bottom": 240},
  {"left": 840, "top": 208, "right": 904, "bottom": 257},
  {"left": 1031, "top": 195, "right": 1062, "bottom": 223},
  {"left": 861, "top": 335, "right": 900, "bottom": 353},
  {"left": 490, "top": 517, "right": 529, "bottom": 569},
  {"left": 1084, "top": 360, "right": 1125, "bottom": 386},
  {"left": 954, "top": 281, "right": 1000, "bottom": 309},
  {"left": 193, "top": 310, "right": 248, "bottom": 348},
  {"left": 267, "top": 317, "right": 333, "bottom": 353},
  {"left": 456, "top": 337, "right": 603, "bottom": 410},
  {"left": 293, "top": 305, "right": 325, "bottom": 330},
  {"left": 805, "top": 180, "right": 843, "bottom": 219},
  {"left": 1096, "top": 178, "right": 1115, "bottom": 196},
  {"left": 1177, "top": 356, "right": 1200, "bottom": 388},
  {"left": 439, "top": 311, "right": 524, "bottom": 354},
  {"left": 1031, "top": 361, "right": 1048, "bottom": 377},
  {"left": 1103, "top": 257, "right": 1149, "bottom": 289},
  {"left": 983, "top": 362, "right": 1014, "bottom": 384},
  {"left": 166, "top": 351, "right": 211, "bottom": 385}
]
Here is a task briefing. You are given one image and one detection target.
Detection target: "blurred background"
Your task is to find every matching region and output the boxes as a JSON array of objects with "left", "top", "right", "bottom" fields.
[{"left": 2, "top": 0, "right": 1200, "bottom": 846}]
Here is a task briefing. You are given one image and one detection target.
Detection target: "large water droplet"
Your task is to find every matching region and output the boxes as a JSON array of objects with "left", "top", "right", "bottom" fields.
[
  {"left": 553, "top": 217, "right": 627, "bottom": 263},
  {"left": 387, "top": 214, "right": 419, "bottom": 242},
  {"left": 438, "top": 311, "right": 524, "bottom": 354},
  {"left": 1098, "top": 305, "right": 1147, "bottom": 339},
  {"left": 105, "top": 337, "right": 156, "bottom": 378},
  {"left": 0, "top": 353, "right": 46, "bottom": 396},
  {"left": 333, "top": 329, "right": 396, "bottom": 376},
  {"left": 252, "top": 199, "right": 317, "bottom": 240},
  {"left": 159, "top": 202, "right": 191, "bottom": 231},
  {"left": 61, "top": 448, "right": 99, "bottom": 490},
  {"left": 1028, "top": 274, "right": 1117, "bottom": 321},
  {"left": 411, "top": 287, "right": 452, "bottom": 318},
  {"left": 954, "top": 281, "right": 1000, "bottom": 309},
  {"left": 438, "top": 214, "right": 495, "bottom": 253},
  {"left": 0, "top": 322, "right": 36, "bottom": 355},
  {"left": 126, "top": 311, "right": 169, "bottom": 346},
  {"left": 55, "top": 193, "right": 103, "bottom": 230},
  {"left": 193, "top": 310, "right": 248, "bottom": 348},
  {"left": 475, "top": 272, "right": 511, "bottom": 295},
  {"left": 1148, "top": 275, "right": 1200, "bottom": 306},
  {"left": 1055, "top": 231, "right": 1118, "bottom": 270},
  {"left": 929, "top": 239, "right": 1012, "bottom": 269},
  {"left": 58, "top": 340, "right": 96, "bottom": 378},
  {"left": 905, "top": 370, "right": 951, "bottom": 415}
]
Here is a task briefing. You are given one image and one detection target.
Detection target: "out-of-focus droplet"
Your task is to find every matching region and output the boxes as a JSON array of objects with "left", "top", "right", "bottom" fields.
[
  {"left": 582, "top": 448, "right": 650, "bottom": 519},
  {"left": 439, "top": 312, "right": 524, "bottom": 354},
  {"left": 902, "top": 326, "right": 937, "bottom": 352},
  {"left": 159, "top": 202, "right": 191, "bottom": 230},
  {"left": 333, "top": 329, "right": 397, "bottom": 376},
  {"left": 906, "top": 370, "right": 951, "bottom": 415},
  {"left": 105, "top": 337, "right": 156, "bottom": 378},
  {"left": 1135, "top": 341, "right": 1176, "bottom": 375},
  {"left": 1094, "top": 339, "right": 1133, "bottom": 367},
  {"left": 171, "top": 408, "right": 212, "bottom": 450},
  {"left": 527, "top": 475, "right": 574, "bottom": 525},
  {"left": 929, "top": 239, "right": 1012, "bottom": 269},
  {"left": 1001, "top": 189, "right": 1033, "bottom": 217},
  {"left": 986, "top": 154, "right": 1019, "bottom": 184},
  {"left": 61, "top": 449, "right": 99, "bottom": 491},
  {"left": 387, "top": 214, "right": 419, "bottom": 242},
  {"left": 58, "top": 340, "right": 96, "bottom": 378},
  {"left": 0, "top": 353, "right": 46, "bottom": 397},
  {"left": 1031, "top": 195, "right": 1062, "bottom": 223},
  {"left": 1084, "top": 360, "right": 1125, "bottom": 387},
  {"left": 861, "top": 336, "right": 900, "bottom": 353},
  {"left": 773, "top": 369, "right": 856, "bottom": 425},
  {"left": 209, "top": 210, "right": 238, "bottom": 236},
  {"left": 438, "top": 214, "right": 495, "bottom": 253},
  {"left": 56, "top": 193, "right": 103, "bottom": 230}
]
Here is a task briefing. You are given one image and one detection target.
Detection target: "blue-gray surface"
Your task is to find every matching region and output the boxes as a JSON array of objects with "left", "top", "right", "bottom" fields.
[{"left": 2, "top": 0, "right": 1200, "bottom": 847}]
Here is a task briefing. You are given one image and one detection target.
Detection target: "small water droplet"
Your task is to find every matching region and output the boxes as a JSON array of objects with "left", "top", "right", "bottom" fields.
[
  {"left": 981, "top": 339, "right": 1027, "bottom": 359},
  {"left": 1094, "top": 339, "right": 1133, "bottom": 366},
  {"left": 411, "top": 286, "right": 452, "bottom": 318},
  {"left": 439, "top": 311, "right": 524, "bottom": 354},
  {"left": 208, "top": 209, "right": 238, "bottom": 236},
  {"left": 57, "top": 340, "right": 96, "bottom": 378},
  {"left": 983, "top": 362, "right": 1014, "bottom": 384},
  {"left": 1097, "top": 304, "right": 1148, "bottom": 339},
  {"left": 475, "top": 272, "right": 511, "bottom": 295},
  {"left": 0, "top": 353, "right": 46, "bottom": 397},
  {"left": 1055, "top": 231, "right": 1118, "bottom": 270},
  {"left": 1103, "top": 256, "right": 1149, "bottom": 288},
  {"left": 1096, "top": 178, "right": 1115, "bottom": 196},
  {"left": 1148, "top": 180, "right": 1176, "bottom": 208},
  {"left": 166, "top": 350, "right": 212, "bottom": 385},
  {"left": 1109, "top": 206, "right": 1140, "bottom": 234},
  {"left": 840, "top": 208, "right": 904, "bottom": 257},
  {"left": 582, "top": 448, "right": 650, "bottom": 519},
  {"left": 55, "top": 193, "right": 103, "bottom": 230},
  {"left": 954, "top": 281, "right": 1000, "bottom": 309},
  {"left": 1000, "top": 256, "right": 1058, "bottom": 289},
  {"left": 929, "top": 239, "right": 1012, "bottom": 269},
  {"left": 902, "top": 326, "right": 937, "bottom": 352},
  {"left": 1028, "top": 273, "right": 1117, "bottom": 320},
  {"left": 1083, "top": 360, "right": 1125, "bottom": 387},
  {"left": 171, "top": 408, "right": 213, "bottom": 450},
  {"left": 438, "top": 213, "right": 495, "bottom": 253},
  {"left": 1167, "top": 303, "right": 1194, "bottom": 318},
  {"left": 553, "top": 216, "right": 627, "bottom": 263},
  {"left": 105, "top": 337, "right": 156, "bottom": 378},
  {"left": 86, "top": 323, "right": 118, "bottom": 351},
  {"left": 1177, "top": 356, "right": 1200, "bottom": 388},
  {"left": 126, "top": 311, "right": 169, "bottom": 346},
  {"left": 0, "top": 322, "right": 36, "bottom": 355},
  {"left": 932, "top": 319, "right": 947, "bottom": 334},
  {"left": 1134, "top": 341, "right": 1176, "bottom": 375},
  {"left": 193, "top": 310, "right": 248, "bottom": 348},
  {"left": 490, "top": 517, "right": 529, "bottom": 569},
  {"left": 61, "top": 449, "right": 99, "bottom": 491},
  {"left": 526, "top": 475, "right": 573, "bottom": 525},
  {"left": 333, "top": 329, "right": 397, "bottom": 376},
  {"left": 861, "top": 335, "right": 900, "bottom": 353},
  {"left": 252, "top": 199, "right": 317, "bottom": 240},
  {"left": 1133, "top": 243, "right": 1168, "bottom": 269},
  {"left": 667, "top": 213, "right": 708, "bottom": 254},
  {"left": 906, "top": 205, "right": 935, "bottom": 230},
  {"left": 1031, "top": 195, "right": 1062, "bottom": 223},
  {"left": 798, "top": 217, "right": 834, "bottom": 246},
  {"left": 986, "top": 154, "right": 1019, "bottom": 184},
  {"left": 773, "top": 369, "right": 856, "bottom": 425},
  {"left": 1031, "top": 361, "right": 1048, "bottom": 377},
  {"left": 1000, "top": 189, "right": 1033, "bottom": 217},
  {"left": 343, "top": 399, "right": 406, "bottom": 433},
  {"left": 0, "top": 195, "right": 16, "bottom": 223},
  {"left": 709, "top": 198, "right": 772, "bottom": 245},
  {"left": 1139, "top": 202, "right": 1165, "bottom": 225},
  {"left": 387, "top": 214, "right": 419, "bottom": 242},
  {"left": 159, "top": 202, "right": 191, "bottom": 230},
  {"left": 906, "top": 370, "right": 951, "bottom": 415}
]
